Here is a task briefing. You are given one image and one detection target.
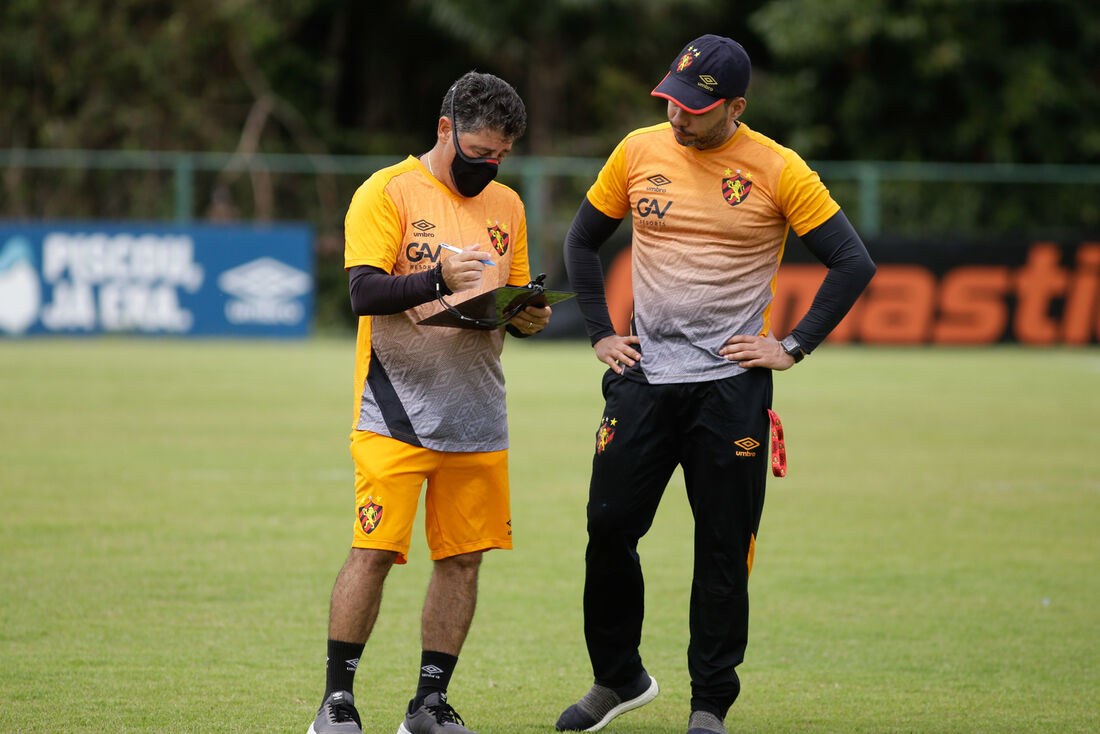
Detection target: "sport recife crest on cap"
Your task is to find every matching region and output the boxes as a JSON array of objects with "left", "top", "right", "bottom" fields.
[{"left": 651, "top": 35, "right": 751, "bottom": 114}]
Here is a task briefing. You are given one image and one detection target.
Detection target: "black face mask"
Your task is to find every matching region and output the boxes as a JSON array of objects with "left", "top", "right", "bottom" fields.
[{"left": 449, "top": 96, "right": 499, "bottom": 198}]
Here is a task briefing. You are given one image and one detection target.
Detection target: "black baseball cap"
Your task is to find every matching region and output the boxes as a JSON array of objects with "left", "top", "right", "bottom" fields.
[{"left": 651, "top": 35, "right": 751, "bottom": 114}]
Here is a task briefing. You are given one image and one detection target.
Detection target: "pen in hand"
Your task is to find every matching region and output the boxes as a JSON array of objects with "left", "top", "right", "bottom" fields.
[{"left": 439, "top": 242, "right": 495, "bottom": 266}]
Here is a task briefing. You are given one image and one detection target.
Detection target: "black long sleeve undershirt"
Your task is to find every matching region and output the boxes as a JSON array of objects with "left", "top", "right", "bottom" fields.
[
  {"left": 563, "top": 199, "right": 624, "bottom": 345},
  {"left": 562, "top": 198, "right": 876, "bottom": 352},
  {"left": 791, "top": 209, "right": 876, "bottom": 351},
  {"left": 348, "top": 264, "right": 446, "bottom": 315}
]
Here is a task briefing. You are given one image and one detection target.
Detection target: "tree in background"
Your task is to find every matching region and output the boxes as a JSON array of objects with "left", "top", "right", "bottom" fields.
[
  {"left": 2, "top": 0, "right": 1097, "bottom": 234},
  {"left": 746, "top": 0, "right": 1100, "bottom": 163}
]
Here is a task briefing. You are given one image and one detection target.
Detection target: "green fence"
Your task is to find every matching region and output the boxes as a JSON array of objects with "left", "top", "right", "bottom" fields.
[
  {"left": 5, "top": 149, "right": 1100, "bottom": 240},
  {"left": 6, "top": 148, "right": 1100, "bottom": 333}
]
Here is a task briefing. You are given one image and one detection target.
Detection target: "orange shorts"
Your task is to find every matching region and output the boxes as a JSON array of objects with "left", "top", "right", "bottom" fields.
[{"left": 349, "top": 430, "right": 512, "bottom": 563}]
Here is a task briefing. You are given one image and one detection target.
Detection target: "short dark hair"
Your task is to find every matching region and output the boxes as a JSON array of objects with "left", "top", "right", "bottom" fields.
[{"left": 441, "top": 71, "right": 527, "bottom": 141}]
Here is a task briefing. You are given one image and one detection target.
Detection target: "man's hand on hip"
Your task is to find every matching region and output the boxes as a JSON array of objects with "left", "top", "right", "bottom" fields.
[
  {"left": 719, "top": 334, "right": 796, "bottom": 370},
  {"left": 594, "top": 334, "right": 642, "bottom": 374}
]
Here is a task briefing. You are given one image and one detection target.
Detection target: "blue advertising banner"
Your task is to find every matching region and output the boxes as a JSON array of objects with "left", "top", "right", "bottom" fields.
[{"left": 0, "top": 222, "right": 312, "bottom": 337}]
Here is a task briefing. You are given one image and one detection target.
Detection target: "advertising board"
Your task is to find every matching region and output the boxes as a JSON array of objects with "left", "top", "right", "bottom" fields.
[{"left": 0, "top": 222, "right": 313, "bottom": 338}]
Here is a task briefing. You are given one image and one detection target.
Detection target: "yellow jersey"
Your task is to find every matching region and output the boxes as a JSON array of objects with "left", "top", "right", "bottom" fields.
[
  {"left": 344, "top": 155, "right": 530, "bottom": 450},
  {"left": 587, "top": 122, "right": 838, "bottom": 382}
]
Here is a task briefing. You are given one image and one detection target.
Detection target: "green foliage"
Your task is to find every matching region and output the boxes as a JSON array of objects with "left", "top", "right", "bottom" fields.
[
  {"left": 748, "top": 0, "right": 1100, "bottom": 163},
  {"left": 1, "top": 340, "right": 1098, "bottom": 732},
  {"left": 4, "top": 1, "right": 1097, "bottom": 162}
]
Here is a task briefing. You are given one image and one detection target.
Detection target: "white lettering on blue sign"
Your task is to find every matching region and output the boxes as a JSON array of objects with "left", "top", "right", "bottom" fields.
[{"left": 38, "top": 232, "right": 203, "bottom": 332}]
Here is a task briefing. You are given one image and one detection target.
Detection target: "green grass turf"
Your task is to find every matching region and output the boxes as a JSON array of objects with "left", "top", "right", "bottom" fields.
[{"left": 1, "top": 339, "right": 1097, "bottom": 733}]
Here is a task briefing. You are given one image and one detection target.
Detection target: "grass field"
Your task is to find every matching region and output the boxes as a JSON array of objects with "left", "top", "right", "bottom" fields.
[{"left": 1, "top": 339, "right": 1097, "bottom": 733}]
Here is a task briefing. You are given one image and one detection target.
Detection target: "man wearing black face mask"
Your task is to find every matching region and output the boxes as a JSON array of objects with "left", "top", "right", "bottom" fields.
[
  {"left": 306, "top": 72, "right": 550, "bottom": 734},
  {"left": 445, "top": 93, "right": 505, "bottom": 198}
]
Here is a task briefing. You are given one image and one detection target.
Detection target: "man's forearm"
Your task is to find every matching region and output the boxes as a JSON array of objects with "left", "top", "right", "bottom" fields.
[{"left": 348, "top": 264, "right": 452, "bottom": 316}]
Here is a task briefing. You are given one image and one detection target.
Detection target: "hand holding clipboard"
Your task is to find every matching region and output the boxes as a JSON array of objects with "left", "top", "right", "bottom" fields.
[{"left": 417, "top": 273, "right": 575, "bottom": 330}]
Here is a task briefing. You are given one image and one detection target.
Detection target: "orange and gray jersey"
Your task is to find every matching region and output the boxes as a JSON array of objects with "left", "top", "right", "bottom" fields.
[
  {"left": 585, "top": 122, "right": 839, "bottom": 383},
  {"left": 344, "top": 156, "right": 530, "bottom": 451}
]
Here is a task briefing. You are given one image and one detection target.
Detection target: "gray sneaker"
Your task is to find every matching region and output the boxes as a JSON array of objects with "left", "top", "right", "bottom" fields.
[
  {"left": 308, "top": 690, "right": 363, "bottom": 734},
  {"left": 555, "top": 674, "right": 659, "bottom": 731},
  {"left": 396, "top": 692, "right": 478, "bottom": 734},
  {"left": 686, "top": 710, "right": 727, "bottom": 734}
]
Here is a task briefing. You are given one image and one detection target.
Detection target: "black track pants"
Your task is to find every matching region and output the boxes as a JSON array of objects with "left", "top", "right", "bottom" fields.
[{"left": 582, "top": 367, "right": 772, "bottom": 718}]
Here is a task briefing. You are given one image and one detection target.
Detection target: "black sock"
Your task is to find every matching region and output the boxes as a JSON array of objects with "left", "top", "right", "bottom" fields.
[
  {"left": 613, "top": 668, "right": 652, "bottom": 699},
  {"left": 325, "top": 639, "right": 365, "bottom": 699},
  {"left": 413, "top": 650, "right": 458, "bottom": 708}
]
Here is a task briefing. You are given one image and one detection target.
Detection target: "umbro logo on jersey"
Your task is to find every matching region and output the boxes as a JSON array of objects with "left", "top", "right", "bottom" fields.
[
  {"left": 646, "top": 173, "right": 670, "bottom": 193},
  {"left": 734, "top": 437, "right": 760, "bottom": 457},
  {"left": 412, "top": 219, "right": 435, "bottom": 232}
]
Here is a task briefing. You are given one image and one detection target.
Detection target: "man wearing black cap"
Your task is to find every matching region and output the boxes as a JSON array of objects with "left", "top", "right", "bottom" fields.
[{"left": 555, "top": 35, "right": 875, "bottom": 734}]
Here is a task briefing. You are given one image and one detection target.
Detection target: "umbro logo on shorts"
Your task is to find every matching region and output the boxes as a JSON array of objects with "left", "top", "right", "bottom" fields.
[{"left": 734, "top": 437, "right": 759, "bottom": 457}]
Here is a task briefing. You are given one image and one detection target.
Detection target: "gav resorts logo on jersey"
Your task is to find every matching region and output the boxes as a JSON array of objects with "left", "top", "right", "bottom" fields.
[
  {"left": 677, "top": 45, "right": 701, "bottom": 71},
  {"left": 218, "top": 257, "right": 310, "bottom": 325},
  {"left": 358, "top": 495, "right": 384, "bottom": 534},
  {"left": 637, "top": 198, "right": 672, "bottom": 220},
  {"left": 486, "top": 219, "right": 509, "bottom": 257},
  {"left": 0, "top": 237, "right": 41, "bottom": 335},
  {"left": 595, "top": 416, "right": 617, "bottom": 455},
  {"left": 722, "top": 168, "right": 753, "bottom": 207}
]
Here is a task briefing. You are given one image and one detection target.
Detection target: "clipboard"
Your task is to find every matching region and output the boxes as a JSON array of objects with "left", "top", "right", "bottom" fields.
[{"left": 417, "top": 280, "right": 575, "bottom": 330}]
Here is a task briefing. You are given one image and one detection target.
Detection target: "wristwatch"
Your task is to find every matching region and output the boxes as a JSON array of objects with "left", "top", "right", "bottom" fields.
[{"left": 780, "top": 334, "right": 807, "bottom": 364}]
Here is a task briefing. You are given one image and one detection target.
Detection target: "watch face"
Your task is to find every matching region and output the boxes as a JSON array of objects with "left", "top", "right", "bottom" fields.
[{"left": 782, "top": 335, "right": 804, "bottom": 361}]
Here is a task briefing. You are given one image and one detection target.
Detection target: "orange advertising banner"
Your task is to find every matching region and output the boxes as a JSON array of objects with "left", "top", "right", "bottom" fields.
[{"left": 604, "top": 239, "right": 1100, "bottom": 345}]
